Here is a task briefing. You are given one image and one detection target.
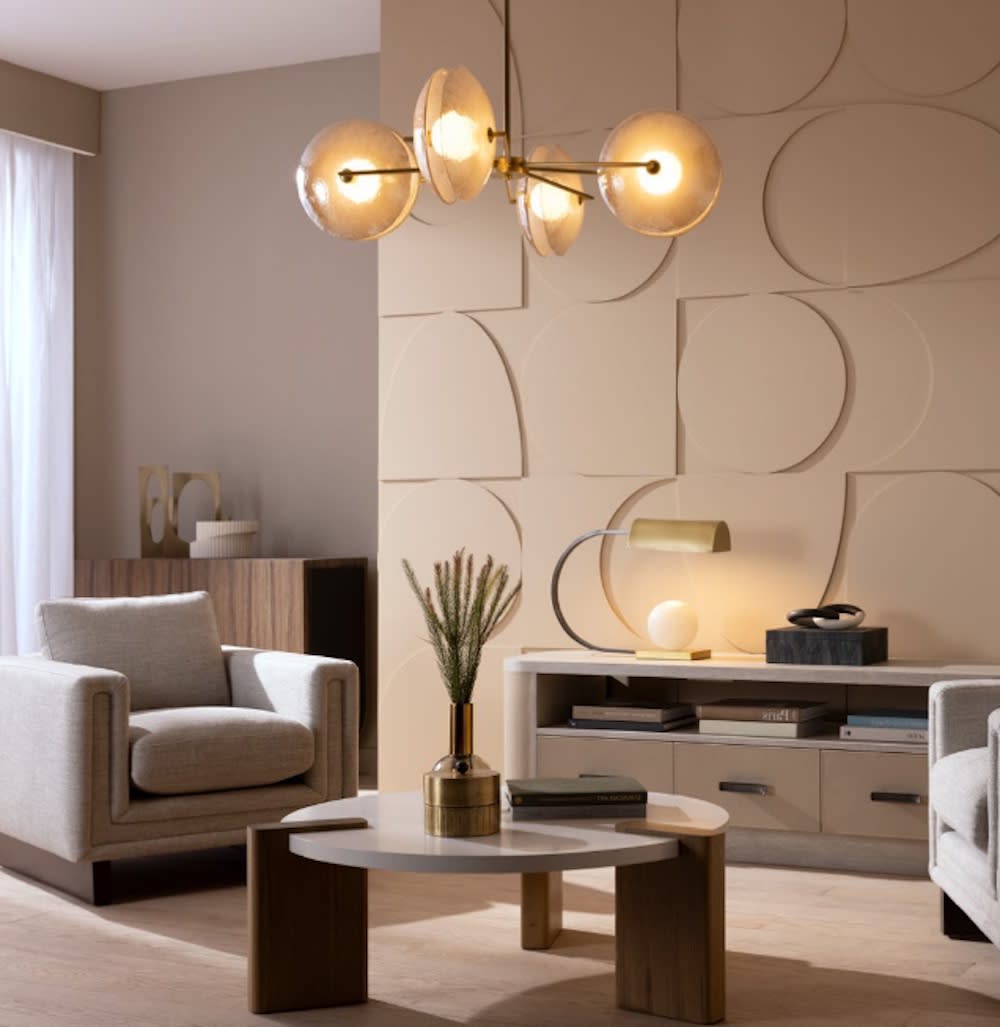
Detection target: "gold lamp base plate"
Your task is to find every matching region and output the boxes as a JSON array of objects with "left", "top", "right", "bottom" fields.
[{"left": 634, "top": 648, "right": 712, "bottom": 661}]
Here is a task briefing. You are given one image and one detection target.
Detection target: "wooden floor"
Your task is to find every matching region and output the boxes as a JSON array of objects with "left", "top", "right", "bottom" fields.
[{"left": 0, "top": 848, "right": 998, "bottom": 1026}]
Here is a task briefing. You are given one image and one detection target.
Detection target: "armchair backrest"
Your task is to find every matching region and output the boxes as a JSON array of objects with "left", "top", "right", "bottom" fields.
[{"left": 36, "top": 591, "right": 230, "bottom": 710}]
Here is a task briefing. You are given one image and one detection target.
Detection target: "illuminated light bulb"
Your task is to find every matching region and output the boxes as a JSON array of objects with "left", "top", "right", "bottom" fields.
[
  {"left": 647, "top": 600, "right": 698, "bottom": 651},
  {"left": 296, "top": 119, "right": 419, "bottom": 241},
  {"left": 598, "top": 110, "right": 721, "bottom": 237},
  {"left": 413, "top": 66, "right": 496, "bottom": 203},
  {"left": 428, "top": 110, "right": 481, "bottom": 163},
  {"left": 528, "top": 181, "right": 573, "bottom": 222},
  {"left": 640, "top": 151, "right": 684, "bottom": 195},
  {"left": 516, "top": 144, "right": 585, "bottom": 257},
  {"left": 336, "top": 159, "right": 381, "bottom": 204}
]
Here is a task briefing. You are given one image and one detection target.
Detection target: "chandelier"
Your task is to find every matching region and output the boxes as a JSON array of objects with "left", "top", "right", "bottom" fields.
[{"left": 296, "top": 1, "right": 722, "bottom": 257}]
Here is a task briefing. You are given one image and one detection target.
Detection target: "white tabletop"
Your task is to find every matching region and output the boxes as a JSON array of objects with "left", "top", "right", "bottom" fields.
[{"left": 284, "top": 791, "right": 726, "bottom": 874}]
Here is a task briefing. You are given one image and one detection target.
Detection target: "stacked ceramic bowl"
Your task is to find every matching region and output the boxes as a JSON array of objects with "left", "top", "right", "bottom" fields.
[{"left": 189, "top": 520, "right": 259, "bottom": 558}]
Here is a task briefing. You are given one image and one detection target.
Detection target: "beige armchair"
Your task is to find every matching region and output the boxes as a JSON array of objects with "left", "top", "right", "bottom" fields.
[
  {"left": 928, "top": 678, "right": 1000, "bottom": 946},
  {"left": 0, "top": 591, "right": 359, "bottom": 904}
]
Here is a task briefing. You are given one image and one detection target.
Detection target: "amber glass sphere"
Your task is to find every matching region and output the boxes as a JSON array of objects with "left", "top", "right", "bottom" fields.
[
  {"left": 413, "top": 66, "right": 497, "bottom": 204},
  {"left": 516, "top": 144, "right": 586, "bottom": 257},
  {"left": 597, "top": 110, "right": 721, "bottom": 237},
  {"left": 296, "top": 119, "right": 419, "bottom": 241}
]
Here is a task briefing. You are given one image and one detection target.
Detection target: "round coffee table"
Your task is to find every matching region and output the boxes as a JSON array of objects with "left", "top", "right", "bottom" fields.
[{"left": 248, "top": 790, "right": 728, "bottom": 1023}]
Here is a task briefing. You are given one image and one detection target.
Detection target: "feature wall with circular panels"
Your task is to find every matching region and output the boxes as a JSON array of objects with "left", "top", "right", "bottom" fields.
[{"left": 377, "top": 0, "right": 1000, "bottom": 789}]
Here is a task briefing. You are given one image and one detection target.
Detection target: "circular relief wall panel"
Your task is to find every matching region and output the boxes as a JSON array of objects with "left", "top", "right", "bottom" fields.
[
  {"left": 679, "top": 0, "right": 845, "bottom": 113},
  {"left": 678, "top": 294, "right": 846, "bottom": 473}
]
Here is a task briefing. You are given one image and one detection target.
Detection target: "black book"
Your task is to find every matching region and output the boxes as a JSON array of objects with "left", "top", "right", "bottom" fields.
[
  {"left": 505, "top": 775, "right": 647, "bottom": 806},
  {"left": 567, "top": 717, "right": 696, "bottom": 733}
]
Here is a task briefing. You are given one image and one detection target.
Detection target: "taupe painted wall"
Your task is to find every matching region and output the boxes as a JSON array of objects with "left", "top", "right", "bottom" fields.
[
  {"left": 74, "top": 55, "right": 380, "bottom": 765},
  {"left": 377, "top": 0, "right": 1000, "bottom": 789}
]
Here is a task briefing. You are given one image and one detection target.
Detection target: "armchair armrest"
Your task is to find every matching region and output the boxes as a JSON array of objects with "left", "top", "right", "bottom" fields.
[
  {"left": 989, "top": 708, "right": 1000, "bottom": 898},
  {"left": 929, "top": 678, "right": 1000, "bottom": 766},
  {"left": 224, "top": 647, "right": 359, "bottom": 801},
  {"left": 0, "top": 657, "right": 130, "bottom": 861}
]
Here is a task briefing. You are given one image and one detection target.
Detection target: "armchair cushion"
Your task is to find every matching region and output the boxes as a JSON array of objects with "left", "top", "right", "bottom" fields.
[
  {"left": 129, "top": 706, "right": 314, "bottom": 795},
  {"left": 37, "top": 592, "right": 229, "bottom": 710},
  {"left": 930, "top": 746, "right": 990, "bottom": 854}
]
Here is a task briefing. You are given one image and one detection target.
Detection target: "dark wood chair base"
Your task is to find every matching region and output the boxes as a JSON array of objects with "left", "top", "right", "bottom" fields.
[
  {"left": 942, "top": 890, "right": 990, "bottom": 942},
  {"left": 0, "top": 832, "right": 111, "bottom": 905}
]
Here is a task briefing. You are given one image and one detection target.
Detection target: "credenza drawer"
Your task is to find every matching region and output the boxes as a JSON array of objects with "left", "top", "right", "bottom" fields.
[
  {"left": 821, "top": 750, "right": 928, "bottom": 840},
  {"left": 675, "top": 744, "right": 820, "bottom": 832},
  {"left": 536, "top": 735, "right": 674, "bottom": 793}
]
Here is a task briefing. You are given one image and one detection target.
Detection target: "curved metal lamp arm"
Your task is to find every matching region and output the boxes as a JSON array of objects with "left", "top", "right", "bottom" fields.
[{"left": 550, "top": 528, "right": 630, "bottom": 653}]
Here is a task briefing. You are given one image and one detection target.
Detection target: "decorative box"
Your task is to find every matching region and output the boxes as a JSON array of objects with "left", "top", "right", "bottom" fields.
[{"left": 765, "top": 626, "right": 888, "bottom": 666}]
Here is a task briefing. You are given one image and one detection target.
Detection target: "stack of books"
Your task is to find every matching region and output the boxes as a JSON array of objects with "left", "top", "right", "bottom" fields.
[
  {"left": 695, "top": 698, "right": 829, "bottom": 738},
  {"left": 505, "top": 775, "right": 647, "bottom": 820},
  {"left": 567, "top": 702, "right": 696, "bottom": 732},
  {"left": 839, "top": 710, "right": 928, "bottom": 743}
]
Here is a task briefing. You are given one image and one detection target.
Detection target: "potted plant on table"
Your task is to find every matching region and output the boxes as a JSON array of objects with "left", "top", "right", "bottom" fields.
[{"left": 403, "top": 549, "right": 520, "bottom": 837}]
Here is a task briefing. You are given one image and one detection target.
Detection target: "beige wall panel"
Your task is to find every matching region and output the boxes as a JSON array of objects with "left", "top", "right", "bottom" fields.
[
  {"left": 870, "top": 282, "right": 1000, "bottom": 471},
  {"left": 847, "top": 473, "right": 1000, "bottom": 662},
  {"left": 766, "top": 105, "right": 1000, "bottom": 287},
  {"left": 519, "top": 476, "right": 661, "bottom": 651},
  {"left": 378, "top": 479, "right": 521, "bottom": 682},
  {"left": 608, "top": 475, "right": 846, "bottom": 654},
  {"left": 848, "top": 0, "right": 1000, "bottom": 97},
  {"left": 530, "top": 131, "right": 672, "bottom": 303},
  {"left": 784, "top": 290, "right": 932, "bottom": 473},
  {"left": 378, "top": 645, "right": 515, "bottom": 792},
  {"left": 678, "top": 294, "right": 846, "bottom": 474},
  {"left": 521, "top": 279, "right": 676, "bottom": 477},
  {"left": 379, "top": 314, "right": 426, "bottom": 424},
  {"left": 677, "top": 110, "right": 822, "bottom": 299},
  {"left": 513, "top": 0, "right": 674, "bottom": 136},
  {"left": 378, "top": 189, "right": 523, "bottom": 315},
  {"left": 0, "top": 59, "right": 100, "bottom": 155},
  {"left": 380, "top": 313, "right": 522, "bottom": 480},
  {"left": 678, "top": 0, "right": 844, "bottom": 114}
]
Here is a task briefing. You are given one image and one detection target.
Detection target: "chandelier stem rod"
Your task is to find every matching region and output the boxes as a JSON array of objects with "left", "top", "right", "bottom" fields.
[
  {"left": 523, "top": 169, "right": 594, "bottom": 202},
  {"left": 503, "top": 0, "right": 511, "bottom": 143}
]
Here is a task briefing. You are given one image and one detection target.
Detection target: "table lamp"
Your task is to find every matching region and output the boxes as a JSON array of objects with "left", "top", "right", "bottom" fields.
[{"left": 550, "top": 517, "right": 731, "bottom": 659}]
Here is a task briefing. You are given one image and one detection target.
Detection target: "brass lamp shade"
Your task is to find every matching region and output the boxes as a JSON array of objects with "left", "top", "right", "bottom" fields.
[
  {"left": 296, "top": 119, "right": 419, "bottom": 241},
  {"left": 627, "top": 518, "right": 731, "bottom": 553},
  {"left": 516, "top": 144, "right": 586, "bottom": 257},
  {"left": 413, "top": 65, "right": 497, "bottom": 204},
  {"left": 597, "top": 110, "right": 722, "bottom": 237}
]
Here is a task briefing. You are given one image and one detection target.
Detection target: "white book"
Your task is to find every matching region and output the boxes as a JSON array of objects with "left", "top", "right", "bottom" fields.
[{"left": 839, "top": 724, "right": 927, "bottom": 743}]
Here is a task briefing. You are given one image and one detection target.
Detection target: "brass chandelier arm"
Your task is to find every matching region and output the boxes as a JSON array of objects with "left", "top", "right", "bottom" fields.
[
  {"left": 550, "top": 528, "right": 631, "bottom": 654},
  {"left": 338, "top": 166, "right": 421, "bottom": 181},
  {"left": 524, "top": 159, "right": 661, "bottom": 174},
  {"left": 522, "top": 169, "right": 593, "bottom": 202}
]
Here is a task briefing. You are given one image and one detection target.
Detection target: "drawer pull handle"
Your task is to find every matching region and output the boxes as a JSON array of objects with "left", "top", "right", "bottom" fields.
[
  {"left": 870, "top": 791, "right": 923, "bottom": 805},
  {"left": 719, "top": 781, "right": 768, "bottom": 796}
]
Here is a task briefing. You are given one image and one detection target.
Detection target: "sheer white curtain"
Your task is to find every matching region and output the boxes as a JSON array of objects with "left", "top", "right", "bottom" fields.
[{"left": 0, "top": 131, "right": 74, "bottom": 654}]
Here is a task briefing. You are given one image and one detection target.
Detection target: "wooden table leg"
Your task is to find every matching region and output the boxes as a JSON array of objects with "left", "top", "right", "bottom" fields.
[
  {"left": 615, "top": 832, "right": 725, "bottom": 1023},
  {"left": 521, "top": 870, "right": 563, "bottom": 949},
  {"left": 247, "top": 819, "right": 368, "bottom": 1014}
]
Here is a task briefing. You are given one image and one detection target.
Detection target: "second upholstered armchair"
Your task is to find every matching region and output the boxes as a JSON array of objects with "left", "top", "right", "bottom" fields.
[{"left": 0, "top": 591, "right": 358, "bottom": 904}]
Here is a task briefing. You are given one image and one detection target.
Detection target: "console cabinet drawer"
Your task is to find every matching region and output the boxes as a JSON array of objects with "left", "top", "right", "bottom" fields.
[
  {"left": 536, "top": 735, "right": 674, "bottom": 793},
  {"left": 821, "top": 750, "right": 928, "bottom": 840},
  {"left": 675, "top": 744, "right": 820, "bottom": 832}
]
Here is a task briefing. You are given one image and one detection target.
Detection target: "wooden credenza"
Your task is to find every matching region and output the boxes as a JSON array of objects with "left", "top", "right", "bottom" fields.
[{"left": 74, "top": 558, "right": 369, "bottom": 729}]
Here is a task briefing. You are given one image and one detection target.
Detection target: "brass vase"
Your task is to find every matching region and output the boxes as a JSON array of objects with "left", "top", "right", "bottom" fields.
[{"left": 423, "top": 702, "right": 500, "bottom": 837}]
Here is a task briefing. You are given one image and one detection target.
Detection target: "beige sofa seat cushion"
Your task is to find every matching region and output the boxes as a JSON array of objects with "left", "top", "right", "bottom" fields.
[
  {"left": 36, "top": 591, "right": 229, "bottom": 710},
  {"left": 930, "top": 746, "right": 989, "bottom": 853},
  {"left": 129, "top": 706, "right": 314, "bottom": 795}
]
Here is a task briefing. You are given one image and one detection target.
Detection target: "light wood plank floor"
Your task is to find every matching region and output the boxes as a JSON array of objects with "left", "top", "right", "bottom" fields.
[{"left": 0, "top": 849, "right": 998, "bottom": 1026}]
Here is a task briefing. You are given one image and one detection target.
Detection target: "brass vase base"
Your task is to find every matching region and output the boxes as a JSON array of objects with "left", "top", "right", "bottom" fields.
[{"left": 423, "top": 757, "right": 500, "bottom": 838}]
